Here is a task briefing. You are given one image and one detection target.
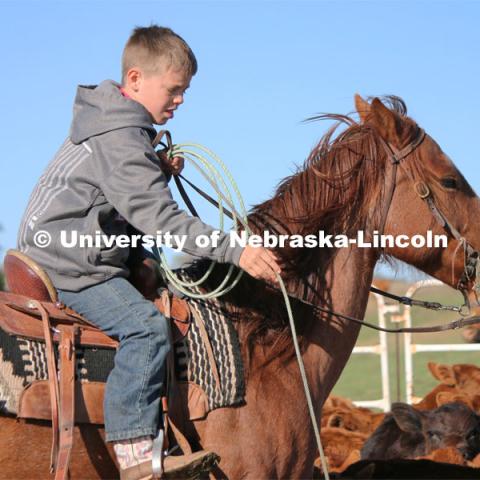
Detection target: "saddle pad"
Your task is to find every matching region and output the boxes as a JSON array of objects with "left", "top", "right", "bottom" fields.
[
  {"left": 0, "top": 262, "right": 245, "bottom": 416},
  {"left": 0, "top": 325, "right": 114, "bottom": 416},
  {"left": 173, "top": 263, "right": 246, "bottom": 411}
]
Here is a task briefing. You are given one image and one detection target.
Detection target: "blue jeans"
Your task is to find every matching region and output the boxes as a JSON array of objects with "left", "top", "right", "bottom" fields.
[{"left": 57, "top": 276, "right": 170, "bottom": 442}]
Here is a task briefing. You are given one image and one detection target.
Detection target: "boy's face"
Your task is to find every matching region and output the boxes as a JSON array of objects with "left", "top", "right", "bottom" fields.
[{"left": 125, "top": 66, "right": 191, "bottom": 125}]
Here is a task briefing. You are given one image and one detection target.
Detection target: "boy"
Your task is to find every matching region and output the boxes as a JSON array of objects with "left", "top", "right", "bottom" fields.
[{"left": 17, "top": 25, "right": 281, "bottom": 479}]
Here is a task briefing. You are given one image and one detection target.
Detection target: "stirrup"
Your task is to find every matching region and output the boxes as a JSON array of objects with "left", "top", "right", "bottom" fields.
[{"left": 151, "top": 428, "right": 165, "bottom": 479}]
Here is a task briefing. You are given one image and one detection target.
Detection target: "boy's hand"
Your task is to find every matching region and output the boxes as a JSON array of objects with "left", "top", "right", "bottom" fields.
[
  {"left": 158, "top": 151, "right": 185, "bottom": 176},
  {"left": 239, "top": 245, "right": 282, "bottom": 285}
]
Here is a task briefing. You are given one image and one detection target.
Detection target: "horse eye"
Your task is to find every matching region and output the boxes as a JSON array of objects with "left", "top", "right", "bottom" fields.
[{"left": 440, "top": 177, "right": 458, "bottom": 189}]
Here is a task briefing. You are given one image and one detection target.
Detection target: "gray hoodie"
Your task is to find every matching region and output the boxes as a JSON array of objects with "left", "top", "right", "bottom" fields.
[{"left": 17, "top": 80, "right": 244, "bottom": 291}]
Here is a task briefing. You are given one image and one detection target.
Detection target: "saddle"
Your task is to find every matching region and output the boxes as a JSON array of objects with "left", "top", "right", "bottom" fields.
[{"left": 0, "top": 249, "right": 192, "bottom": 480}]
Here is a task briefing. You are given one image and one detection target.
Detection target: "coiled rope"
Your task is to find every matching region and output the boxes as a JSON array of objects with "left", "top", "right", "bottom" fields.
[{"left": 153, "top": 136, "right": 330, "bottom": 480}]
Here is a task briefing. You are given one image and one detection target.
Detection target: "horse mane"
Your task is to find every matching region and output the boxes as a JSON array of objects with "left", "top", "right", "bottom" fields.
[
  {"left": 252, "top": 96, "right": 416, "bottom": 242},
  {"left": 196, "top": 96, "right": 420, "bottom": 368}
]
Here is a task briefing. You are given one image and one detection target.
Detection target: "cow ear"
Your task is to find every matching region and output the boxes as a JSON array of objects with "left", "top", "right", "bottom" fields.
[
  {"left": 429, "top": 363, "right": 456, "bottom": 386},
  {"left": 368, "top": 98, "right": 404, "bottom": 145},
  {"left": 391, "top": 403, "right": 423, "bottom": 433},
  {"left": 355, "top": 94, "right": 370, "bottom": 123},
  {"left": 427, "top": 362, "right": 438, "bottom": 378}
]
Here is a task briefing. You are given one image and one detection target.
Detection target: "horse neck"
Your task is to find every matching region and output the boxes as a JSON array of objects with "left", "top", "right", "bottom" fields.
[
  {"left": 246, "top": 195, "right": 380, "bottom": 406},
  {"left": 300, "top": 245, "right": 379, "bottom": 406},
  {"left": 242, "top": 158, "right": 382, "bottom": 403}
]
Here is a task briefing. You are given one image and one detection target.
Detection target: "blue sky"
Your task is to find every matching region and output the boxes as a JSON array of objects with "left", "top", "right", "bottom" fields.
[{"left": 0, "top": 0, "right": 479, "bottom": 279}]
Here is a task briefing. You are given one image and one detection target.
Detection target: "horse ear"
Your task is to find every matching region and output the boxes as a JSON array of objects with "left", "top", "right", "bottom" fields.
[
  {"left": 369, "top": 97, "right": 403, "bottom": 144},
  {"left": 355, "top": 94, "right": 370, "bottom": 122}
]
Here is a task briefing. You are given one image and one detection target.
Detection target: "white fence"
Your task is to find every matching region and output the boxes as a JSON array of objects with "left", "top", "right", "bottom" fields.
[
  {"left": 351, "top": 287, "right": 393, "bottom": 411},
  {"left": 351, "top": 280, "right": 480, "bottom": 411}
]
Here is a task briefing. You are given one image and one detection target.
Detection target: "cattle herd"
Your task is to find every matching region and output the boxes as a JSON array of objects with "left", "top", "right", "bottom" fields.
[{"left": 314, "top": 362, "right": 480, "bottom": 479}]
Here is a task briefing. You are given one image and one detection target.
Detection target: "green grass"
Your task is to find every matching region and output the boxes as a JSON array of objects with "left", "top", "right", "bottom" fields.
[{"left": 331, "top": 280, "right": 480, "bottom": 404}]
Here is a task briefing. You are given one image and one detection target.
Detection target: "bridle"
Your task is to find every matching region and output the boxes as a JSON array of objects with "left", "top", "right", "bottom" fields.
[
  {"left": 376, "top": 127, "right": 480, "bottom": 304},
  {"left": 155, "top": 129, "right": 480, "bottom": 334},
  {"left": 377, "top": 128, "right": 427, "bottom": 235}
]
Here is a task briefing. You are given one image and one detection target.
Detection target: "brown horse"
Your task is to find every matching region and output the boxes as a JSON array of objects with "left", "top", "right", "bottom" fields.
[{"left": 2, "top": 95, "right": 480, "bottom": 479}]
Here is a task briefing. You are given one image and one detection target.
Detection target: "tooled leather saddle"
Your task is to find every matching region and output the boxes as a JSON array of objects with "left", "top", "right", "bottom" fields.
[{"left": 0, "top": 249, "right": 191, "bottom": 480}]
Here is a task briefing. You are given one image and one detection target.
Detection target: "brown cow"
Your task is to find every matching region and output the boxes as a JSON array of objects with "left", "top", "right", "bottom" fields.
[
  {"left": 428, "top": 362, "right": 480, "bottom": 396},
  {"left": 319, "top": 427, "right": 368, "bottom": 472},
  {"left": 414, "top": 362, "right": 480, "bottom": 412},
  {"left": 322, "top": 407, "right": 385, "bottom": 435},
  {"left": 361, "top": 402, "right": 480, "bottom": 462}
]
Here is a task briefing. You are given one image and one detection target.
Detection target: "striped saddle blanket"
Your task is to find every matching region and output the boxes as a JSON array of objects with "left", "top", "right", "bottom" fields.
[
  {"left": 172, "top": 263, "right": 245, "bottom": 410},
  {"left": 0, "top": 264, "right": 245, "bottom": 416}
]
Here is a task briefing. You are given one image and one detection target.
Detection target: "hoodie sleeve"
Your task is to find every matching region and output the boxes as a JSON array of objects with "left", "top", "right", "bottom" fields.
[{"left": 90, "top": 127, "right": 244, "bottom": 266}]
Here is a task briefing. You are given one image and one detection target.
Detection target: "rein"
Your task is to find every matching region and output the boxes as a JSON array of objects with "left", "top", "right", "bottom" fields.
[
  {"left": 153, "top": 130, "right": 331, "bottom": 477},
  {"left": 162, "top": 129, "right": 480, "bottom": 335}
]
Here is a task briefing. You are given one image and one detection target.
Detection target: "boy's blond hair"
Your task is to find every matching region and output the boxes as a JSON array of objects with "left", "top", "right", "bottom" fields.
[{"left": 122, "top": 25, "right": 197, "bottom": 83}]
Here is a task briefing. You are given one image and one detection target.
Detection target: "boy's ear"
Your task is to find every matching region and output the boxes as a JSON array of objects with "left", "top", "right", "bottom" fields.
[
  {"left": 354, "top": 94, "right": 370, "bottom": 123},
  {"left": 125, "top": 67, "right": 143, "bottom": 92},
  {"left": 368, "top": 97, "right": 403, "bottom": 144}
]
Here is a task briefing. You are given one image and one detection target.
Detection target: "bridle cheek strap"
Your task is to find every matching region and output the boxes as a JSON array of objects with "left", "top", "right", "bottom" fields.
[
  {"left": 376, "top": 129, "right": 426, "bottom": 235},
  {"left": 378, "top": 128, "right": 479, "bottom": 295}
]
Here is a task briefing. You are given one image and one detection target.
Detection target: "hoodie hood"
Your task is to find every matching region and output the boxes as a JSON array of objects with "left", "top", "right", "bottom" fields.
[{"left": 70, "top": 80, "right": 157, "bottom": 144}]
